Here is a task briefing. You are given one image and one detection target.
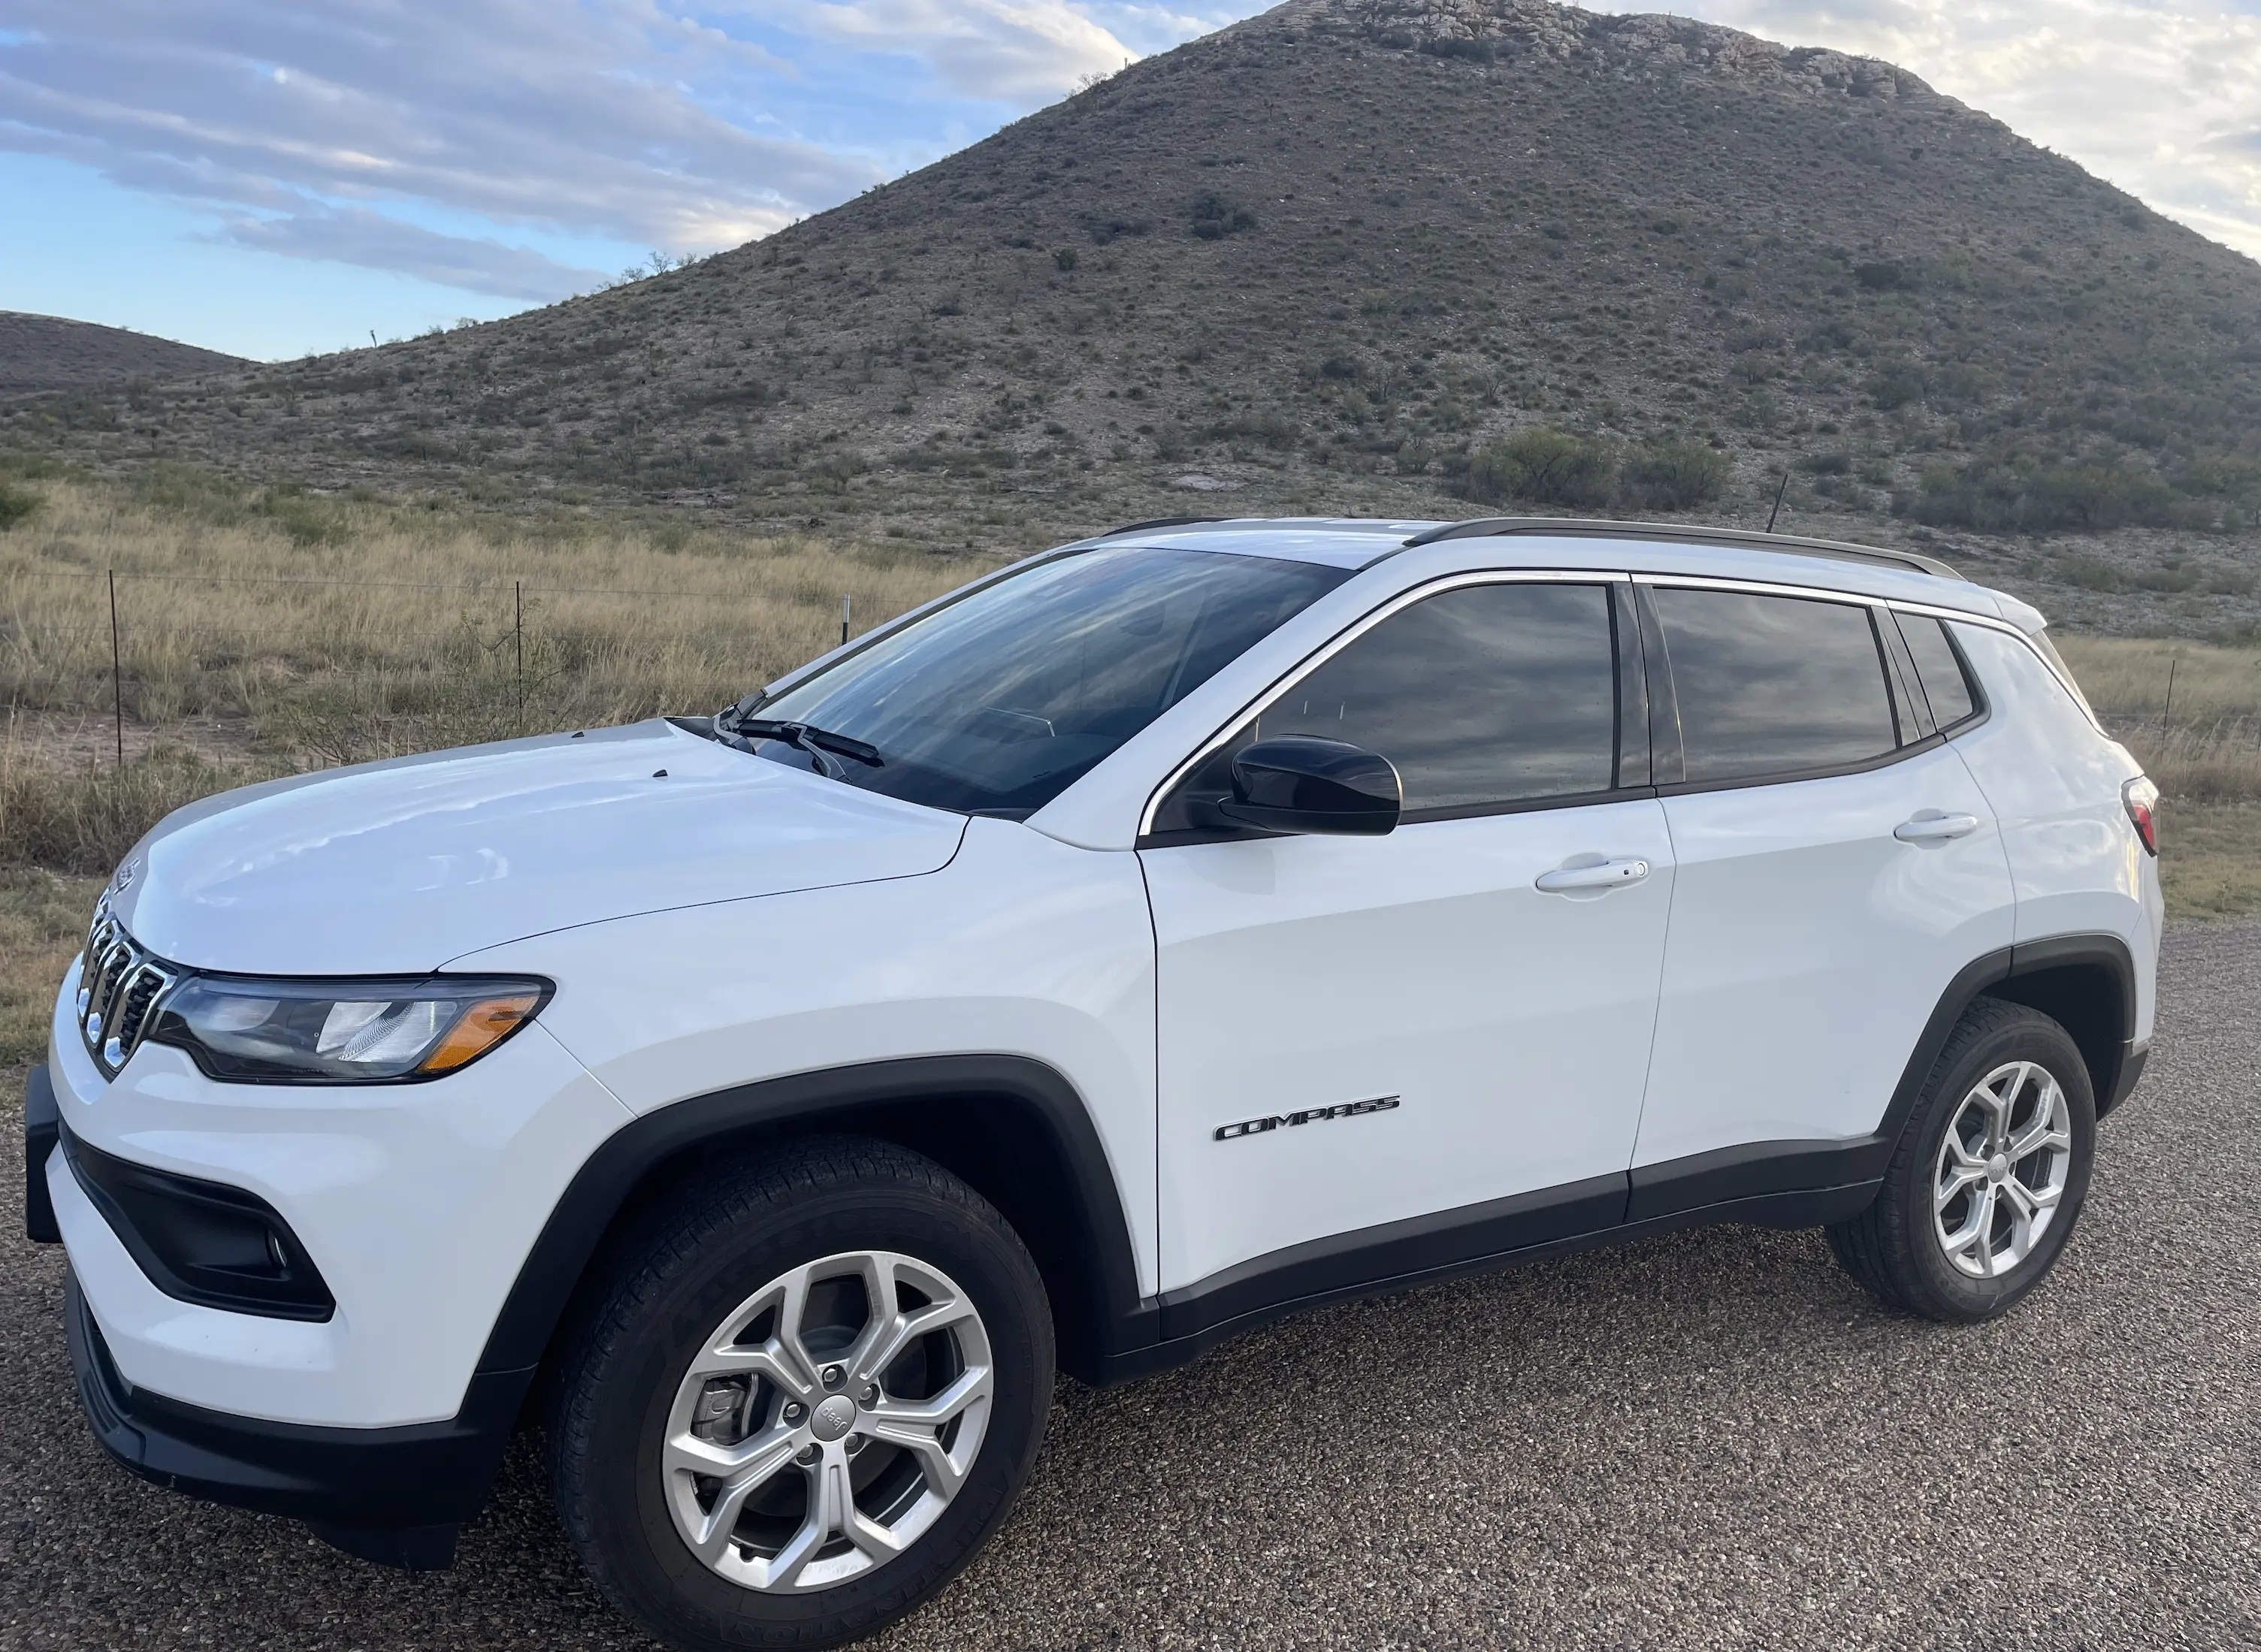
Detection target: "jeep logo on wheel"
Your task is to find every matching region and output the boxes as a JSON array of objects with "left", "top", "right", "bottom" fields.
[{"left": 1214, "top": 1095, "right": 1400, "bottom": 1141}]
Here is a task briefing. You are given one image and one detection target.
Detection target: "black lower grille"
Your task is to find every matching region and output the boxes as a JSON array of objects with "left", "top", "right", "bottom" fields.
[{"left": 60, "top": 1125, "right": 334, "bottom": 1321}]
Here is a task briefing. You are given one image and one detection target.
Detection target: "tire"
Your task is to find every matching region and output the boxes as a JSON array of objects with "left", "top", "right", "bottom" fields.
[
  {"left": 1828, "top": 998, "right": 2096, "bottom": 1322},
  {"left": 549, "top": 1136, "right": 1055, "bottom": 1652}
]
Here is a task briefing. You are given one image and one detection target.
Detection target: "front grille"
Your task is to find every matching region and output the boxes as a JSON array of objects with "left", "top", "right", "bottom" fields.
[{"left": 75, "top": 900, "right": 178, "bottom": 1079}]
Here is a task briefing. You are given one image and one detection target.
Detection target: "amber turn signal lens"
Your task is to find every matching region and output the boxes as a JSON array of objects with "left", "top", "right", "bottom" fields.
[{"left": 415, "top": 993, "right": 543, "bottom": 1074}]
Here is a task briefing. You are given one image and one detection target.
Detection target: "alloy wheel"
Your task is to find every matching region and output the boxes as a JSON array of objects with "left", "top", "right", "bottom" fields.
[
  {"left": 660, "top": 1249, "right": 995, "bottom": 1593},
  {"left": 1932, "top": 1059, "right": 2074, "bottom": 1279}
]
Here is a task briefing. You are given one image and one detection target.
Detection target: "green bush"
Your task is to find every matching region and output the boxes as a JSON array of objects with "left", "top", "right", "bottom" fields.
[
  {"left": 2177, "top": 453, "right": 2261, "bottom": 506},
  {"left": 1903, "top": 457, "right": 2181, "bottom": 533},
  {"left": 0, "top": 482, "right": 40, "bottom": 530},
  {"left": 1617, "top": 437, "right": 1730, "bottom": 511},
  {"left": 1189, "top": 192, "right": 1256, "bottom": 239},
  {"left": 1464, "top": 426, "right": 1616, "bottom": 507}
]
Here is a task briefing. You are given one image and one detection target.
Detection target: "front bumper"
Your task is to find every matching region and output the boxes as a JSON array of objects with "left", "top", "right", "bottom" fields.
[
  {"left": 64, "top": 1264, "right": 506, "bottom": 1566},
  {"left": 43, "top": 955, "right": 632, "bottom": 1427}
]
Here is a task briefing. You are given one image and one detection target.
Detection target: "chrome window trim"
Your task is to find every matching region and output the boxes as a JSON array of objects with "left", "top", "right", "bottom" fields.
[
  {"left": 1135, "top": 568, "right": 1631, "bottom": 841},
  {"left": 1882, "top": 597, "right": 2105, "bottom": 736},
  {"left": 1631, "top": 572, "right": 2099, "bottom": 735}
]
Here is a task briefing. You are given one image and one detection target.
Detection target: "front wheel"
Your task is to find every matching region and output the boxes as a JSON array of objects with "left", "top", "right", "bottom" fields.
[
  {"left": 1829, "top": 999, "right": 2096, "bottom": 1321},
  {"left": 550, "top": 1137, "right": 1054, "bottom": 1650}
]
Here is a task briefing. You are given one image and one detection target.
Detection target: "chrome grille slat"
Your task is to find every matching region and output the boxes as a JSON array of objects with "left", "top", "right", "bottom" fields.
[{"left": 76, "top": 899, "right": 180, "bottom": 1080}]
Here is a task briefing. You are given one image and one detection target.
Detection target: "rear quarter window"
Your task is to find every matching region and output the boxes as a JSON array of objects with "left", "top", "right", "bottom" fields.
[{"left": 1894, "top": 614, "right": 1981, "bottom": 729}]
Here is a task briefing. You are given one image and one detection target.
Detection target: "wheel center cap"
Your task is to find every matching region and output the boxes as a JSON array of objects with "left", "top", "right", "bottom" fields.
[
  {"left": 809, "top": 1394, "right": 858, "bottom": 1442},
  {"left": 1985, "top": 1152, "right": 2010, "bottom": 1182}
]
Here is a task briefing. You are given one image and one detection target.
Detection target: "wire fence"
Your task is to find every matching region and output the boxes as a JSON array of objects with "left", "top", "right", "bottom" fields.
[{"left": 1, "top": 563, "right": 875, "bottom": 777}]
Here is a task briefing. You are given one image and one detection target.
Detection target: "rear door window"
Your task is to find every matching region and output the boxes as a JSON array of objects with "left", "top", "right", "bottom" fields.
[{"left": 1652, "top": 587, "right": 1899, "bottom": 784}]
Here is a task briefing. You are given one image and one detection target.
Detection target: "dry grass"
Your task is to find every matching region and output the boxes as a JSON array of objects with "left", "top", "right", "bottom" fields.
[
  {"left": 0, "top": 473, "right": 999, "bottom": 868},
  {"left": 1, "top": 473, "right": 993, "bottom": 742},
  {"left": 0, "top": 868, "right": 101, "bottom": 1092},
  {"left": 2054, "top": 635, "right": 2261, "bottom": 920}
]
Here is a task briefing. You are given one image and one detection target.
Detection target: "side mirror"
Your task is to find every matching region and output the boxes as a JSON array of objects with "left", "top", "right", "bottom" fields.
[{"left": 1217, "top": 735, "right": 1401, "bottom": 836}]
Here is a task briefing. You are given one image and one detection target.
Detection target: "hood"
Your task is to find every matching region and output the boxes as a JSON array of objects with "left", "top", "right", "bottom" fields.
[{"left": 106, "top": 720, "right": 967, "bottom": 974}]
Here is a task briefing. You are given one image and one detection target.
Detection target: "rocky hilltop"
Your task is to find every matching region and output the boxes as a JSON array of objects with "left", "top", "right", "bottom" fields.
[{"left": 11, "top": 0, "right": 2258, "bottom": 626}]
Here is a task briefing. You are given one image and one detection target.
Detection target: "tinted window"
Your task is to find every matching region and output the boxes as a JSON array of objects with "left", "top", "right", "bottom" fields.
[
  {"left": 1898, "top": 615, "right": 1978, "bottom": 728},
  {"left": 1252, "top": 581, "right": 1619, "bottom": 812},
  {"left": 750, "top": 546, "right": 1346, "bottom": 817},
  {"left": 1654, "top": 587, "right": 1897, "bottom": 784}
]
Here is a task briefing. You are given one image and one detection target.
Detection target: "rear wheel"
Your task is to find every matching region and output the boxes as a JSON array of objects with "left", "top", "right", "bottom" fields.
[
  {"left": 551, "top": 1137, "right": 1053, "bottom": 1650},
  {"left": 1829, "top": 999, "right": 2096, "bottom": 1321}
]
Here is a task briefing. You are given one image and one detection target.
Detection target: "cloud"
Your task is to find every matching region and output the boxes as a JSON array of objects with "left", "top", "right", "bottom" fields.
[
  {"left": 14, "top": 0, "right": 2259, "bottom": 315},
  {"left": 219, "top": 207, "right": 608, "bottom": 301},
  {"left": 0, "top": 0, "right": 885, "bottom": 288},
  {"left": 1588, "top": 0, "right": 2261, "bottom": 262},
  {"left": 768, "top": 0, "right": 1136, "bottom": 100}
]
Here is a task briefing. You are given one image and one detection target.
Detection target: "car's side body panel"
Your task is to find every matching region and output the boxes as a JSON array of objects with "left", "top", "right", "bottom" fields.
[
  {"left": 1142, "top": 797, "right": 1675, "bottom": 1292},
  {"left": 1944, "top": 624, "right": 2161, "bottom": 1047},
  {"left": 453, "top": 816, "right": 1165, "bottom": 1297},
  {"left": 1634, "top": 742, "right": 2017, "bottom": 1164}
]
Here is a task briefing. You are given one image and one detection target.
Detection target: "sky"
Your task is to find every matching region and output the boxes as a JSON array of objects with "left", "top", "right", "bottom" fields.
[{"left": 2, "top": 0, "right": 2259, "bottom": 361}]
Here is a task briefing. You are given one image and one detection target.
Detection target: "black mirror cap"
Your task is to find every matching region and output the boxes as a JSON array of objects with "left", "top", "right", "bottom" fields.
[{"left": 1219, "top": 735, "right": 1401, "bottom": 835}]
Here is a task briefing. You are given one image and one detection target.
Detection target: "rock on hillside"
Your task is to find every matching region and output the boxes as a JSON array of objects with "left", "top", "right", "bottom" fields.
[
  {"left": 1, "top": 312, "right": 247, "bottom": 393},
  {"left": 13, "top": 0, "right": 2261, "bottom": 627}
]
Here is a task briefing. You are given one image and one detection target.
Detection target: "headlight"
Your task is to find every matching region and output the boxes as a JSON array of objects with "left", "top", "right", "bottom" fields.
[{"left": 149, "top": 975, "right": 551, "bottom": 1083}]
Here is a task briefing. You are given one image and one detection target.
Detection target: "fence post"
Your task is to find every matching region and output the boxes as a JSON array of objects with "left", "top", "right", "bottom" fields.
[
  {"left": 108, "top": 569, "right": 123, "bottom": 770},
  {"left": 515, "top": 579, "right": 524, "bottom": 720},
  {"left": 2160, "top": 656, "right": 2178, "bottom": 739}
]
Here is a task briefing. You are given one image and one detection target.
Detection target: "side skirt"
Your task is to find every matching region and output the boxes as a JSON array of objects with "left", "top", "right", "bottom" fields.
[{"left": 1090, "top": 1151, "right": 1878, "bottom": 1385}]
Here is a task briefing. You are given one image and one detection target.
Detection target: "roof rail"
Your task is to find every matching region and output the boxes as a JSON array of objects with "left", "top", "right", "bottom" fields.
[
  {"left": 1097, "top": 516, "right": 1226, "bottom": 538},
  {"left": 1401, "top": 517, "right": 1963, "bottom": 581}
]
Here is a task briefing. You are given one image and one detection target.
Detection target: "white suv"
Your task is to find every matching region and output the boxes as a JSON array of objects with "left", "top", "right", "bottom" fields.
[{"left": 26, "top": 518, "right": 2160, "bottom": 1650}]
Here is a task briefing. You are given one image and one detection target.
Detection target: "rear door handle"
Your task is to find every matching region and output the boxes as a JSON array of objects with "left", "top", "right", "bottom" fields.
[
  {"left": 1534, "top": 857, "right": 1652, "bottom": 893},
  {"left": 1894, "top": 811, "right": 1980, "bottom": 842}
]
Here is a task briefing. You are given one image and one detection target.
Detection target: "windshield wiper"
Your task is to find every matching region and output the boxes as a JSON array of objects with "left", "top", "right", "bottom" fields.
[{"left": 730, "top": 717, "right": 884, "bottom": 769}]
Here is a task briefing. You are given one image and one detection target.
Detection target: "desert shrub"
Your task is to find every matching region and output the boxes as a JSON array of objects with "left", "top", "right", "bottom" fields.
[
  {"left": 1189, "top": 192, "right": 1257, "bottom": 239},
  {"left": 0, "top": 482, "right": 40, "bottom": 531},
  {"left": 1617, "top": 438, "right": 1730, "bottom": 511},
  {"left": 1869, "top": 368, "right": 1926, "bottom": 410},
  {"left": 0, "top": 747, "right": 261, "bottom": 874},
  {"left": 2177, "top": 453, "right": 2261, "bottom": 507},
  {"left": 1903, "top": 457, "right": 2181, "bottom": 533},
  {"left": 1420, "top": 35, "right": 1495, "bottom": 62},
  {"left": 1464, "top": 427, "right": 1616, "bottom": 507},
  {"left": 255, "top": 487, "right": 351, "bottom": 547}
]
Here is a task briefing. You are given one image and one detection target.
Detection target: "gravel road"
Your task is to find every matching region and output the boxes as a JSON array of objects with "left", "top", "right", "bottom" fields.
[{"left": 5, "top": 922, "right": 2257, "bottom": 1651}]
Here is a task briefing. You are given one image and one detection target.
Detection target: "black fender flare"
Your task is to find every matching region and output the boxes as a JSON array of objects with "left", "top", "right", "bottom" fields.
[
  {"left": 1879, "top": 932, "right": 2139, "bottom": 1156},
  {"left": 473, "top": 1054, "right": 1156, "bottom": 1394}
]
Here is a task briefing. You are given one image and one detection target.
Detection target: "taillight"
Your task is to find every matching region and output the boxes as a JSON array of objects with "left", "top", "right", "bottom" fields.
[{"left": 2122, "top": 776, "right": 2160, "bottom": 856}]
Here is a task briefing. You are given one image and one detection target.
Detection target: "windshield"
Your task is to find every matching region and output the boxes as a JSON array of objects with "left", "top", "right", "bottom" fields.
[{"left": 744, "top": 545, "right": 1349, "bottom": 817}]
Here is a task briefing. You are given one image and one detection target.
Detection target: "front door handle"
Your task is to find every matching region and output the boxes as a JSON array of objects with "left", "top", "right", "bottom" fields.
[
  {"left": 1894, "top": 811, "right": 1980, "bottom": 843},
  {"left": 1534, "top": 857, "right": 1652, "bottom": 893}
]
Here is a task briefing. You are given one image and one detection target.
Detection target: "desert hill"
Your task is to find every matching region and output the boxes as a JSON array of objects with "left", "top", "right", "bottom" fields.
[
  {"left": 1, "top": 312, "right": 247, "bottom": 394},
  {"left": 10, "top": 0, "right": 2261, "bottom": 626}
]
